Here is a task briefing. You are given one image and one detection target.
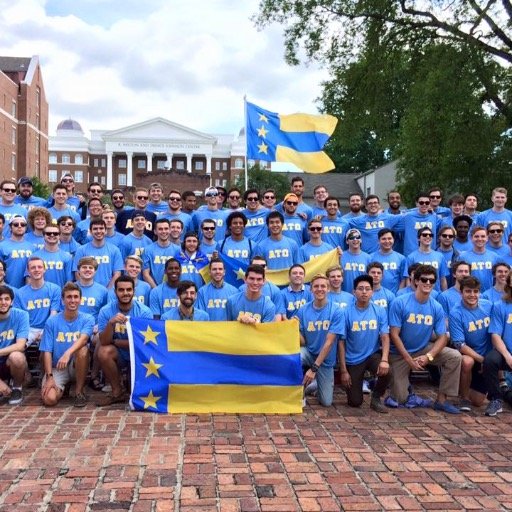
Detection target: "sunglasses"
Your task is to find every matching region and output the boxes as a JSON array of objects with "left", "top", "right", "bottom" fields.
[
  {"left": 60, "top": 222, "right": 74, "bottom": 227},
  {"left": 217, "top": 192, "right": 226, "bottom": 197},
  {"left": 286, "top": 201, "right": 298, "bottom": 206},
  {"left": 61, "top": 178, "right": 73, "bottom": 183},
  {"left": 418, "top": 200, "right": 430, "bottom": 206},
  {"left": 246, "top": 197, "right": 259, "bottom": 202},
  {"left": 263, "top": 195, "right": 275, "bottom": 200},
  {"left": 309, "top": 226, "right": 322, "bottom": 232},
  {"left": 136, "top": 196, "right": 148, "bottom": 200},
  {"left": 205, "top": 193, "right": 218, "bottom": 198},
  {"left": 44, "top": 232, "right": 59, "bottom": 237},
  {"left": 112, "top": 196, "right": 124, "bottom": 200},
  {"left": 11, "top": 223, "right": 26, "bottom": 227},
  {"left": 202, "top": 226, "right": 215, "bottom": 231},
  {"left": 429, "top": 195, "right": 441, "bottom": 199},
  {"left": 419, "top": 277, "right": 436, "bottom": 284},
  {"left": 2, "top": 189, "right": 15, "bottom": 193},
  {"left": 228, "top": 195, "right": 240, "bottom": 200},
  {"left": 440, "top": 234, "right": 454, "bottom": 239},
  {"left": 420, "top": 233, "right": 433, "bottom": 238},
  {"left": 347, "top": 236, "right": 361, "bottom": 241},
  {"left": 168, "top": 197, "right": 181, "bottom": 201},
  {"left": 489, "top": 229, "right": 503, "bottom": 234},
  {"left": 89, "top": 189, "right": 102, "bottom": 193}
]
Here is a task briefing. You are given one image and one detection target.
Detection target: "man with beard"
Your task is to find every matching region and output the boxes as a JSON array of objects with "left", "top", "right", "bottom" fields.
[
  {"left": 161, "top": 281, "right": 209, "bottom": 321},
  {"left": 342, "top": 193, "right": 364, "bottom": 219},
  {"left": 276, "top": 177, "right": 313, "bottom": 221},
  {"left": 15, "top": 177, "right": 46, "bottom": 210}
]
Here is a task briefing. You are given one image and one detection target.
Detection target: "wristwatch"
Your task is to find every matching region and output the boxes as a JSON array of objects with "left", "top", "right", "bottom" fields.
[
  {"left": 311, "top": 363, "right": 319, "bottom": 373},
  {"left": 426, "top": 352, "right": 434, "bottom": 362}
]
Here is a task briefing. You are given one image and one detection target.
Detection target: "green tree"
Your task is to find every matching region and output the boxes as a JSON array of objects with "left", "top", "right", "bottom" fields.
[
  {"left": 31, "top": 176, "right": 52, "bottom": 199},
  {"left": 235, "top": 164, "right": 291, "bottom": 199}
]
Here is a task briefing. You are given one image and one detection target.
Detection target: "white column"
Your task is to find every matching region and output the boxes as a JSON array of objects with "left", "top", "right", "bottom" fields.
[
  {"left": 126, "top": 152, "right": 133, "bottom": 187},
  {"left": 166, "top": 153, "right": 173, "bottom": 170},
  {"left": 206, "top": 156, "right": 211, "bottom": 175},
  {"left": 146, "top": 152, "right": 153, "bottom": 173},
  {"left": 106, "top": 152, "right": 113, "bottom": 190},
  {"left": 186, "top": 153, "right": 192, "bottom": 173}
]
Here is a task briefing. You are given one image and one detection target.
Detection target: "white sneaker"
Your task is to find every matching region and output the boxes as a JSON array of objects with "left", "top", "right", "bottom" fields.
[
  {"left": 304, "top": 380, "right": 318, "bottom": 396},
  {"left": 102, "top": 384, "right": 112, "bottom": 393},
  {"left": 362, "top": 380, "right": 371, "bottom": 394}
]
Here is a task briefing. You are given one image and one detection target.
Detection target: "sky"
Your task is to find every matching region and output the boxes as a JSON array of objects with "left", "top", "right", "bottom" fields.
[{"left": 0, "top": 0, "right": 329, "bottom": 139}]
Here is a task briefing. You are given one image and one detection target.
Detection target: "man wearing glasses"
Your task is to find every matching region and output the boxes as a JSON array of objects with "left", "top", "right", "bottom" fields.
[
  {"left": 199, "top": 220, "right": 218, "bottom": 260},
  {"left": 389, "top": 264, "right": 462, "bottom": 413},
  {"left": 341, "top": 229, "right": 371, "bottom": 294},
  {"left": 115, "top": 187, "right": 156, "bottom": 238},
  {"left": 486, "top": 221, "right": 509, "bottom": 258},
  {"left": 428, "top": 187, "right": 451, "bottom": 219},
  {"left": 110, "top": 190, "right": 133, "bottom": 215},
  {"left": 261, "top": 189, "right": 277, "bottom": 210},
  {"left": 299, "top": 219, "right": 334, "bottom": 262},
  {"left": 242, "top": 189, "right": 269, "bottom": 244},
  {"left": 59, "top": 174, "right": 81, "bottom": 212},
  {"left": 192, "top": 187, "right": 228, "bottom": 242},
  {"left": 276, "top": 177, "right": 313, "bottom": 221},
  {"left": 161, "top": 190, "right": 192, "bottom": 234},
  {"left": 226, "top": 188, "right": 243, "bottom": 211},
  {"left": 282, "top": 193, "right": 308, "bottom": 246},
  {"left": 0, "top": 181, "right": 28, "bottom": 236}
]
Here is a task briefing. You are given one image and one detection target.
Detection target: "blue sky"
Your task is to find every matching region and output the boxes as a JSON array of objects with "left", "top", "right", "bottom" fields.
[{"left": 1, "top": 0, "right": 327, "bottom": 138}]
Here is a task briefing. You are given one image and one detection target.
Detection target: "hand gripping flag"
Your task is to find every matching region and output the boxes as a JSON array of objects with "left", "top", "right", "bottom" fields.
[
  {"left": 127, "top": 318, "right": 303, "bottom": 414},
  {"left": 246, "top": 100, "right": 338, "bottom": 174}
]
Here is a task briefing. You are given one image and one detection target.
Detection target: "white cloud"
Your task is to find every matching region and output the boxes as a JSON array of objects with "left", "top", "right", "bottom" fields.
[{"left": 0, "top": 0, "right": 329, "bottom": 136}]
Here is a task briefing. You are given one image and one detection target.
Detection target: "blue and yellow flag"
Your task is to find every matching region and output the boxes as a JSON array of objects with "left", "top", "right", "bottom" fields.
[
  {"left": 127, "top": 318, "right": 303, "bottom": 414},
  {"left": 246, "top": 100, "right": 337, "bottom": 174}
]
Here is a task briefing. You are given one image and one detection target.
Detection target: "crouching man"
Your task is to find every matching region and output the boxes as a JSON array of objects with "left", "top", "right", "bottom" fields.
[{"left": 40, "top": 282, "right": 95, "bottom": 407}]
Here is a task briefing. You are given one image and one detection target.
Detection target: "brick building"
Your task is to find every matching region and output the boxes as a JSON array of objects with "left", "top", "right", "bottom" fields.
[
  {"left": 0, "top": 55, "right": 48, "bottom": 183},
  {"left": 49, "top": 118, "right": 266, "bottom": 193}
]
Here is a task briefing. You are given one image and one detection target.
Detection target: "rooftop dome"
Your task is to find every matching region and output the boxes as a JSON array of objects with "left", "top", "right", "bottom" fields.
[
  {"left": 238, "top": 127, "right": 245, "bottom": 136},
  {"left": 57, "top": 119, "right": 83, "bottom": 132}
]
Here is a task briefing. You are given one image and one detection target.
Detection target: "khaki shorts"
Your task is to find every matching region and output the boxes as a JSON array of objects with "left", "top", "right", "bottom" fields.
[{"left": 42, "top": 362, "right": 76, "bottom": 392}]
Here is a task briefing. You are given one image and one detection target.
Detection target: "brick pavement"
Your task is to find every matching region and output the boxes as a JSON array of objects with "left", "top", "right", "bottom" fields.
[{"left": 0, "top": 385, "right": 511, "bottom": 512}]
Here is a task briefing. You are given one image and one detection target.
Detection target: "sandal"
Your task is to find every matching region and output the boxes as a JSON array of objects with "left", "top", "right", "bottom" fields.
[{"left": 88, "top": 377, "right": 103, "bottom": 391}]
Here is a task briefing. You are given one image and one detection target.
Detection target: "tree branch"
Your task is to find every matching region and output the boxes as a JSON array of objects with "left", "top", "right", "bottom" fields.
[{"left": 467, "top": 0, "right": 512, "bottom": 50}]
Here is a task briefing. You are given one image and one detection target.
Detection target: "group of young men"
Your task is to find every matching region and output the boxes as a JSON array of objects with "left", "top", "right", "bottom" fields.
[{"left": 0, "top": 173, "right": 511, "bottom": 417}]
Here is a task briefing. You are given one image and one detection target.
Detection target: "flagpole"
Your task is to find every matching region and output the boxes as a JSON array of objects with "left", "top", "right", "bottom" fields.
[{"left": 243, "top": 95, "right": 248, "bottom": 192}]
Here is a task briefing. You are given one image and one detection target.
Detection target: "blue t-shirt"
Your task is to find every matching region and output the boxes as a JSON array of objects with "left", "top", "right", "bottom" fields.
[
  {"left": 47, "top": 206, "right": 80, "bottom": 224},
  {"left": 405, "top": 249, "right": 449, "bottom": 292},
  {"left": 25, "top": 231, "right": 45, "bottom": 251},
  {"left": 328, "top": 290, "right": 354, "bottom": 309},
  {"left": 369, "top": 250, "right": 406, "bottom": 294},
  {"left": 74, "top": 218, "right": 92, "bottom": 245},
  {"left": 119, "top": 232, "right": 153, "bottom": 260},
  {"left": 219, "top": 237, "right": 257, "bottom": 267},
  {"left": 196, "top": 282, "right": 239, "bottom": 321},
  {"left": 0, "top": 204, "right": 28, "bottom": 236},
  {"left": 402, "top": 211, "right": 440, "bottom": 256},
  {"left": 108, "top": 280, "right": 151, "bottom": 306},
  {"left": 341, "top": 251, "right": 371, "bottom": 293},
  {"left": 453, "top": 239, "right": 473, "bottom": 253},
  {"left": 476, "top": 209, "right": 512, "bottom": 241},
  {"left": 192, "top": 208, "right": 229, "bottom": 241},
  {"left": 159, "top": 211, "right": 192, "bottom": 235},
  {"left": 281, "top": 213, "right": 307, "bottom": 246},
  {"left": 14, "top": 195, "right": 47, "bottom": 210},
  {"left": 161, "top": 307, "right": 210, "bottom": 321},
  {"left": 458, "top": 249, "right": 498, "bottom": 291},
  {"left": 281, "top": 285, "right": 313, "bottom": 319},
  {"left": 275, "top": 201, "right": 313, "bottom": 221},
  {"left": 438, "top": 287, "right": 462, "bottom": 316},
  {"left": 372, "top": 286, "right": 395, "bottom": 312},
  {"left": 146, "top": 201, "right": 168, "bottom": 215},
  {"left": 257, "top": 236, "right": 299, "bottom": 271},
  {"left": 14, "top": 282, "right": 61, "bottom": 328},
  {"left": 76, "top": 281, "right": 109, "bottom": 322},
  {"left": 449, "top": 300, "right": 492, "bottom": 356},
  {"left": 294, "top": 300, "right": 344, "bottom": 367},
  {"left": 59, "top": 237, "right": 81, "bottom": 257},
  {"left": 149, "top": 283, "right": 179, "bottom": 317},
  {"left": 489, "top": 300, "right": 512, "bottom": 353},
  {"left": 486, "top": 243, "right": 509, "bottom": 259},
  {"left": 299, "top": 241, "right": 334, "bottom": 263},
  {"left": 348, "top": 213, "right": 403, "bottom": 254},
  {"left": 174, "top": 251, "right": 208, "bottom": 288},
  {"left": 72, "top": 242, "right": 124, "bottom": 287},
  {"left": 318, "top": 217, "right": 349, "bottom": 248},
  {"left": 242, "top": 208, "right": 270, "bottom": 244},
  {"left": 238, "top": 281, "right": 286, "bottom": 316},
  {"left": 32, "top": 248, "right": 73, "bottom": 288},
  {"left": 0, "top": 239, "right": 34, "bottom": 288},
  {"left": 226, "top": 292, "right": 276, "bottom": 323},
  {"left": 389, "top": 293, "right": 446, "bottom": 353},
  {"left": 482, "top": 287, "right": 503, "bottom": 303},
  {"left": 39, "top": 312, "right": 94, "bottom": 366},
  {"left": 142, "top": 242, "right": 178, "bottom": 285},
  {"left": 0, "top": 308, "right": 29, "bottom": 364},
  {"left": 340, "top": 302, "right": 389, "bottom": 365}
]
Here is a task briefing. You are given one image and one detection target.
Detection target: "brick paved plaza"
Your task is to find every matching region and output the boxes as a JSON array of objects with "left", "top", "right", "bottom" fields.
[{"left": 0, "top": 385, "right": 511, "bottom": 512}]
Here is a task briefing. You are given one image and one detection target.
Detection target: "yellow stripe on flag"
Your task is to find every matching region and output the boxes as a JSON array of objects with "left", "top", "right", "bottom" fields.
[
  {"left": 168, "top": 384, "right": 304, "bottom": 414},
  {"left": 165, "top": 319, "right": 300, "bottom": 355},
  {"left": 279, "top": 113, "right": 337, "bottom": 135},
  {"left": 276, "top": 146, "right": 335, "bottom": 173}
]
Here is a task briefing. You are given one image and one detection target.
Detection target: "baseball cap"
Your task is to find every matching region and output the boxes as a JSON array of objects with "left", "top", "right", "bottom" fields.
[
  {"left": 284, "top": 193, "right": 299, "bottom": 203},
  {"left": 9, "top": 214, "right": 27, "bottom": 225},
  {"left": 204, "top": 187, "right": 218, "bottom": 197},
  {"left": 346, "top": 228, "right": 362, "bottom": 241},
  {"left": 17, "top": 177, "right": 33, "bottom": 187}
]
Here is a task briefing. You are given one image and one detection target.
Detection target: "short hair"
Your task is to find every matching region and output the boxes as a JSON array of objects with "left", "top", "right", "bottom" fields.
[
  {"left": 0, "top": 213, "right": 5, "bottom": 224},
  {"left": 182, "top": 191, "right": 196, "bottom": 201},
  {"left": 57, "top": 215, "right": 76, "bottom": 228},
  {"left": 226, "top": 211, "right": 247, "bottom": 227},
  {"left": 288, "top": 263, "right": 306, "bottom": 275},
  {"left": 89, "top": 219, "right": 106, "bottom": 230},
  {"left": 243, "top": 188, "right": 260, "bottom": 201},
  {"left": 387, "top": 190, "right": 400, "bottom": 199},
  {"left": 251, "top": 255, "right": 267, "bottom": 264},
  {"left": 415, "top": 191, "right": 430, "bottom": 201},
  {"left": 465, "top": 193, "right": 478, "bottom": 202},
  {"left": 266, "top": 210, "right": 284, "bottom": 226},
  {"left": 325, "top": 264, "right": 343, "bottom": 277},
  {"left": 169, "top": 218, "right": 184, "bottom": 229},
  {"left": 201, "top": 218, "right": 216, "bottom": 229},
  {"left": 149, "top": 182, "right": 163, "bottom": 191},
  {"left": 324, "top": 196, "right": 339, "bottom": 208},
  {"left": 367, "top": 261, "right": 384, "bottom": 273},
  {"left": 354, "top": 274, "right": 374, "bottom": 289},
  {"left": 291, "top": 176, "right": 304, "bottom": 186},
  {"left": 492, "top": 262, "right": 510, "bottom": 275},
  {"left": 27, "top": 256, "right": 44, "bottom": 268},
  {"left": 78, "top": 256, "right": 98, "bottom": 270},
  {"left": 417, "top": 226, "right": 434, "bottom": 238},
  {"left": 310, "top": 273, "right": 328, "bottom": 285},
  {"left": 439, "top": 225, "right": 456, "bottom": 236},
  {"left": 470, "top": 225, "right": 487, "bottom": 236},
  {"left": 245, "top": 264, "right": 265, "bottom": 278},
  {"left": 487, "top": 221, "right": 504, "bottom": 232},
  {"left": 133, "top": 187, "right": 148, "bottom": 197},
  {"left": 177, "top": 280, "right": 197, "bottom": 296},
  {"left": 307, "top": 218, "right": 322, "bottom": 228},
  {"left": 0, "top": 179, "right": 15, "bottom": 189},
  {"left": 114, "top": 275, "right": 135, "bottom": 290},
  {"left": 87, "top": 182, "right": 103, "bottom": 192},
  {"left": 27, "top": 207, "right": 51, "bottom": 230},
  {"left": 492, "top": 187, "right": 507, "bottom": 196},
  {"left": 53, "top": 184, "right": 67, "bottom": 194},
  {"left": 62, "top": 281, "right": 81, "bottom": 299},
  {"left": 448, "top": 194, "right": 464, "bottom": 206},
  {"left": 154, "top": 218, "right": 170, "bottom": 230},
  {"left": 365, "top": 194, "right": 380, "bottom": 204},
  {"left": 110, "top": 189, "right": 124, "bottom": 198},
  {"left": 87, "top": 197, "right": 102, "bottom": 207},
  {"left": 460, "top": 276, "right": 481, "bottom": 292},
  {"left": 452, "top": 260, "right": 471, "bottom": 275},
  {"left": 378, "top": 228, "right": 394, "bottom": 239},
  {"left": 452, "top": 214, "right": 473, "bottom": 228},
  {"left": 407, "top": 262, "right": 421, "bottom": 276},
  {"left": 209, "top": 257, "right": 224, "bottom": 269},
  {"left": 413, "top": 264, "right": 438, "bottom": 282},
  {"left": 0, "top": 285, "right": 14, "bottom": 300},
  {"left": 349, "top": 192, "right": 363, "bottom": 201},
  {"left": 164, "top": 257, "right": 180, "bottom": 270},
  {"left": 428, "top": 186, "right": 442, "bottom": 195},
  {"left": 125, "top": 255, "right": 143, "bottom": 267},
  {"left": 313, "top": 184, "right": 327, "bottom": 194},
  {"left": 263, "top": 188, "right": 276, "bottom": 198},
  {"left": 167, "top": 189, "right": 181, "bottom": 199}
]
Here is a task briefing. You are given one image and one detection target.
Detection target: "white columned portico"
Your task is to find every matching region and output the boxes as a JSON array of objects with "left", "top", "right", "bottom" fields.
[
  {"left": 186, "top": 153, "right": 192, "bottom": 173},
  {"left": 206, "top": 157, "right": 211, "bottom": 175},
  {"left": 166, "top": 153, "right": 173, "bottom": 170},
  {"left": 106, "top": 152, "right": 113, "bottom": 189},
  {"left": 146, "top": 152, "right": 153, "bottom": 173},
  {"left": 126, "top": 152, "right": 133, "bottom": 187}
]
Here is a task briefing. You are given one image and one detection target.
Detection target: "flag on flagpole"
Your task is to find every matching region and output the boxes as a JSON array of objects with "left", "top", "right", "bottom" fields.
[
  {"left": 127, "top": 318, "right": 303, "bottom": 414},
  {"left": 245, "top": 100, "right": 338, "bottom": 174}
]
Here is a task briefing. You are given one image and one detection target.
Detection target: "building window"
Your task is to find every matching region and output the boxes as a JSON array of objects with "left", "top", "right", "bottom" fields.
[
  {"left": 74, "top": 171, "right": 83, "bottom": 183},
  {"left": 49, "top": 153, "right": 57, "bottom": 164},
  {"left": 100, "top": 176, "right": 106, "bottom": 186},
  {"left": 11, "top": 126, "right": 16, "bottom": 145},
  {"left": 235, "top": 158, "right": 243, "bottom": 169},
  {"left": 215, "top": 162, "right": 220, "bottom": 171},
  {"left": 222, "top": 179, "right": 227, "bottom": 187},
  {"left": 176, "top": 160, "right": 185, "bottom": 170},
  {"left": 93, "top": 158, "right": 99, "bottom": 167},
  {"left": 62, "top": 154, "right": 70, "bottom": 164},
  {"left": 11, "top": 154, "right": 16, "bottom": 171},
  {"left": 118, "top": 174, "right": 127, "bottom": 186},
  {"left": 35, "top": 136, "right": 39, "bottom": 155},
  {"left": 194, "top": 160, "right": 204, "bottom": 171},
  {"left": 156, "top": 160, "right": 166, "bottom": 170},
  {"left": 222, "top": 162, "right": 228, "bottom": 171},
  {"left": 49, "top": 170, "right": 57, "bottom": 182},
  {"left": 118, "top": 159, "right": 127, "bottom": 169},
  {"left": 214, "top": 179, "right": 220, "bottom": 186},
  {"left": 138, "top": 160, "right": 146, "bottom": 169},
  {"left": 101, "top": 158, "right": 106, "bottom": 167},
  {"left": 11, "top": 101, "right": 16, "bottom": 117},
  {"left": 75, "top": 154, "right": 83, "bottom": 165},
  {"left": 36, "top": 87, "right": 40, "bottom": 107}
]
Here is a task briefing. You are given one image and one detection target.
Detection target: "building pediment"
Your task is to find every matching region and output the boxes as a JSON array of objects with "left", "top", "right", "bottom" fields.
[{"left": 102, "top": 117, "right": 217, "bottom": 143}]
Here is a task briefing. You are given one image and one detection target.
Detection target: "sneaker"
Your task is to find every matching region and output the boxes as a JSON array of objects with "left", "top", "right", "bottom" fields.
[
  {"left": 102, "top": 384, "right": 112, "bottom": 393},
  {"left": 433, "top": 401, "right": 461, "bottom": 414},
  {"left": 74, "top": 392, "right": 87, "bottom": 408},
  {"left": 8, "top": 388, "right": 23, "bottom": 406},
  {"left": 370, "top": 396, "right": 388, "bottom": 414},
  {"left": 499, "top": 379, "right": 509, "bottom": 391},
  {"left": 362, "top": 380, "right": 371, "bottom": 394},
  {"left": 485, "top": 399, "right": 503, "bottom": 417},
  {"left": 459, "top": 398, "right": 472, "bottom": 412},
  {"left": 304, "top": 380, "right": 317, "bottom": 396},
  {"left": 384, "top": 396, "right": 399, "bottom": 408}
]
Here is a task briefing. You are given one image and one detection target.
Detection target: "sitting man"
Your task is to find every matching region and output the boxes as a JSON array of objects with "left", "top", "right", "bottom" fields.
[
  {"left": 0, "top": 285, "right": 29, "bottom": 405},
  {"left": 294, "top": 274, "right": 344, "bottom": 407},
  {"left": 40, "top": 282, "right": 94, "bottom": 408},
  {"left": 338, "top": 275, "right": 391, "bottom": 413},
  {"left": 389, "top": 264, "right": 462, "bottom": 413},
  {"left": 96, "top": 276, "right": 152, "bottom": 406}
]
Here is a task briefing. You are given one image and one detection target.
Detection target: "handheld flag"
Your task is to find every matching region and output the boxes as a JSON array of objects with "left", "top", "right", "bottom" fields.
[{"left": 246, "top": 100, "right": 337, "bottom": 174}]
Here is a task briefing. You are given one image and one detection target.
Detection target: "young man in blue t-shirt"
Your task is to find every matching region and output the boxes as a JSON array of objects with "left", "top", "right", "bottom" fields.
[
  {"left": 40, "top": 282, "right": 94, "bottom": 408},
  {"left": 161, "top": 280, "right": 209, "bottom": 321}
]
